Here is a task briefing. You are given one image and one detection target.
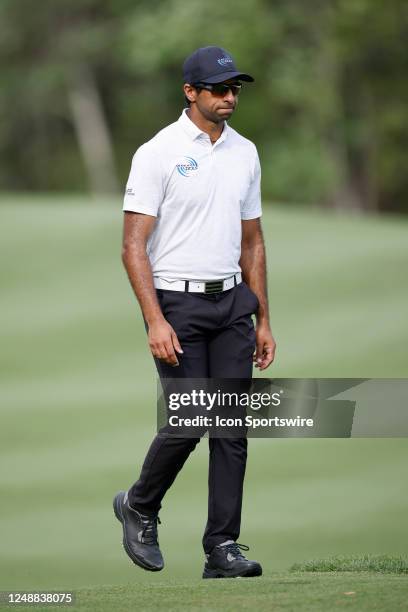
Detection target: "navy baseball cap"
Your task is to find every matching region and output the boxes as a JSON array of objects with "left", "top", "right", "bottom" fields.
[{"left": 183, "top": 46, "right": 254, "bottom": 84}]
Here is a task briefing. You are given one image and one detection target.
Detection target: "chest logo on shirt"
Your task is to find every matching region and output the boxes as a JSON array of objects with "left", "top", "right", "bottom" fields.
[{"left": 176, "top": 157, "right": 198, "bottom": 177}]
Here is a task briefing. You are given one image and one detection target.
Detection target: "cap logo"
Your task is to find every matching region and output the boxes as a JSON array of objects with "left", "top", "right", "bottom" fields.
[
  {"left": 176, "top": 156, "right": 198, "bottom": 177},
  {"left": 217, "top": 56, "right": 233, "bottom": 67}
]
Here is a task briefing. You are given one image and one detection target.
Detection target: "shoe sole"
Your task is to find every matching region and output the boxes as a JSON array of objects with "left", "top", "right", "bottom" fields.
[
  {"left": 202, "top": 565, "right": 262, "bottom": 579},
  {"left": 113, "top": 491, "right": 163, "bottom": 572}
]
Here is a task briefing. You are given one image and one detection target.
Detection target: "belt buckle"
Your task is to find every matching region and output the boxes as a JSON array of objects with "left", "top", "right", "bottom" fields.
[{"left": 204, "top": 280, "right": 224, "bottom": 294}]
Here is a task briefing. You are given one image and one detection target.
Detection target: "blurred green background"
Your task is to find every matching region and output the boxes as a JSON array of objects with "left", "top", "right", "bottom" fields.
[
  {"left": 1, "top": 0, "right": 408, "bottom": 213},
  {"left": 1, "top": 0, "right": 408, "bottom": 594}
]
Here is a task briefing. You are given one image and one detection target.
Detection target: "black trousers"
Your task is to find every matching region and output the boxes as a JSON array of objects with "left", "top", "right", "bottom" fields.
[{"left": 128, "top": 281, "right": 259, "bottom": 554}]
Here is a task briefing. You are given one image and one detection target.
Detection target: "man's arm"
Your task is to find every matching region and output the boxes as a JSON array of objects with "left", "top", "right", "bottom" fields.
[
  {"left": 122, "top": 211, "right": 183, "bottom": 366},
  {"left": 239, "top": 218, "right": 276, "bottom": 370}
]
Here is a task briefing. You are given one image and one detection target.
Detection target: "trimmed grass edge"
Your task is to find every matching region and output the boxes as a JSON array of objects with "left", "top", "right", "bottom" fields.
[{"left": 290, "top": 554, "right": 408, "bottom": 574}]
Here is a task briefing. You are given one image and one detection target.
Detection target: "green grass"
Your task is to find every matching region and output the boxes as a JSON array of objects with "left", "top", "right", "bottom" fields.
[
  {"left": 2, "top": 574, "right": 408, "bottom": 612},
  {"left": 73, "top": 575, "right": 408, "bottom": 611},
  {"left": 291, "top": 554, "right": 408, "bottom": 574},
  {"left": 0, "top": 195, "right": 407, "bottom": 610}
]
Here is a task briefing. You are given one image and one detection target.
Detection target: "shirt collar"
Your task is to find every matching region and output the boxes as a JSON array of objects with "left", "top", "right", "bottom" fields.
[{"left": 178, "top": 108, "right": 229, "bottom": 145}]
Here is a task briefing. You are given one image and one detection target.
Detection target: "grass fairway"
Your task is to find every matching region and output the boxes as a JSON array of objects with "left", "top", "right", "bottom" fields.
[
  {"left": 74, "top": 573, "right": 408, "bottom": 611},
  {"left": 1, "top": 196, "right": 407, "bottom": 610},
  {"left": 2, "top": 573, "right": 407, "bottom": 611}
]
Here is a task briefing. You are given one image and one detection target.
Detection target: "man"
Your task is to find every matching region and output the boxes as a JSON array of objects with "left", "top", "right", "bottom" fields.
[{"left": 114, "top": 46, "right": 276, "bottom": 579}]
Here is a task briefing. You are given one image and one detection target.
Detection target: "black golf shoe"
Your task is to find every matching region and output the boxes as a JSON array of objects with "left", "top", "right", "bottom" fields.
[
  {"left": 113, "top": 490, "right": 164, "bottom": 571},
  {"left": 202, "top": 541, "right": 262, "bottom": 579}
]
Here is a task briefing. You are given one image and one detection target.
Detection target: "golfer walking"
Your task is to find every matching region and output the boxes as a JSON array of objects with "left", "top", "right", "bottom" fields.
[{"left": 114, "top": 46, "right": 276, "bottom": 579}]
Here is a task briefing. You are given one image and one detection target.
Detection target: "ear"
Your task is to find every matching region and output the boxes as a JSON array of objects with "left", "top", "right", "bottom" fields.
[{"left": 183, "top": 83, "right": 197, "bottom": 104}]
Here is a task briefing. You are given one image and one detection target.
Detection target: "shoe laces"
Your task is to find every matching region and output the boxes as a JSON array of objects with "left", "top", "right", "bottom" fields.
[
  {"left": 223, "top": 542, "right": 249, "bottom": 559},
  {"left": 139, "top": 513, "right": 161, "bottom": 545}
]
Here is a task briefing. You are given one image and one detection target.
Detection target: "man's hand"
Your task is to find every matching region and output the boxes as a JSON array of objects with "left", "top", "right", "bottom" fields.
[
  {"left": 148, "top": 317, "right": 184, "bottom": 367},
  {"left": 254, "top": 322, "right": 276, "bottom": 371}
]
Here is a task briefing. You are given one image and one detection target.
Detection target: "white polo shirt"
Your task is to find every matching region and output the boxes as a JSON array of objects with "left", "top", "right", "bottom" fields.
[{"left": 123, "top": 108, "right": 262, "bottom": 280}]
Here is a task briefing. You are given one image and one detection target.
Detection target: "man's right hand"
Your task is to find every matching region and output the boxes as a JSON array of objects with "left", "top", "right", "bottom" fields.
[{"left": 147, "top": 317, "right": 184, "bottom": 366}]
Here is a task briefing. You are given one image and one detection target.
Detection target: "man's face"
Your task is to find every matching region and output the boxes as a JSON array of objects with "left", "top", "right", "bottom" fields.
[{"left": 184, "top": 79, "right": 241, "bottom": 123}]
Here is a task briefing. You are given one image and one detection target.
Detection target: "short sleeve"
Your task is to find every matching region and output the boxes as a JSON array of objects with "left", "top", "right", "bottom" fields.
[
  {"left": 123, "top": 143, "right": 164, "bottom": 216},
  {"left": 241, "top": 150, "right": 262, "bottom": 220}
]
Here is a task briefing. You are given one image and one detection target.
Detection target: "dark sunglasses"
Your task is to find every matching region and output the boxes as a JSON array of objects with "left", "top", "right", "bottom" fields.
[{"left": 194, "top": 82, "right": 242, "bottom": 97}]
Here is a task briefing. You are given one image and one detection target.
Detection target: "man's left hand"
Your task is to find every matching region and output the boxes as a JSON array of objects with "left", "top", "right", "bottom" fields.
[{"left": 254, "top": 322, "right": 276, "bottom": 370}]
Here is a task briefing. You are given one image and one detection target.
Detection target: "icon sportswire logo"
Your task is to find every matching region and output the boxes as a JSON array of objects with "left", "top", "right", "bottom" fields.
[
  {"left": 217, "top": 56, "right": 233, "bottom": 66},
  {"left": 176, "top": 157, "right": 198, "bottom": 177}
]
